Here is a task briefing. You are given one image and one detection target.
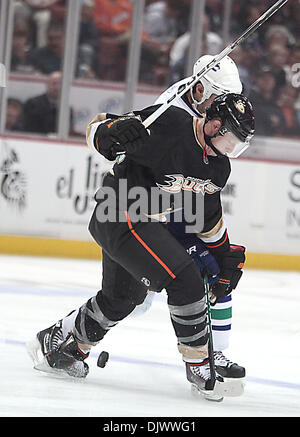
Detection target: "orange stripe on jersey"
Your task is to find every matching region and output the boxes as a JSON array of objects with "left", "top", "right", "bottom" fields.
[
  {"left": 205, "top": 231, "right": 228, "bottom": 249},
  {"left": 107, "top": 119, "right": 119, "bottom": 129},
  {"left": 95, "top": 137, "right": 100, "bottom": 152},
  {"left": 125, "top": 211, "right": 176, "bottom": 280}
]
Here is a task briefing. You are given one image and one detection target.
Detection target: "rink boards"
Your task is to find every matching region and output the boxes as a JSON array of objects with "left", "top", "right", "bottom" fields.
[{"left": 0, "top": 136, "right": 299, "bottom": 270}]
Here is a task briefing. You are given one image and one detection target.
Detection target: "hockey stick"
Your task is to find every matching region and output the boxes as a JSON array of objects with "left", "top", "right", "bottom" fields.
[
  {"left": 203, "top": 275, "right": 216, "bottom": 391},
  {"left": 203, "top": 277, "right": 246, "bottom": 399},
  {"left": 142, "top": 0, "right": 288, "bottom": 129}
]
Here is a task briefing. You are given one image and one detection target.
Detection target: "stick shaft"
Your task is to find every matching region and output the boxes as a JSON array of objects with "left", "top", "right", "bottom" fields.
[
  {"left": 204, "top": 276, "right": 216, "bottom": 390},
  {"left": 142, "top": 0, "right": 288, "bottom": 129}
]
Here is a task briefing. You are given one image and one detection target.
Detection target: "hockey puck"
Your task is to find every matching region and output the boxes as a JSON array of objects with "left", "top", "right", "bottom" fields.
[{"left": 97, "top": 351, "right": 109, "bottom": 368}]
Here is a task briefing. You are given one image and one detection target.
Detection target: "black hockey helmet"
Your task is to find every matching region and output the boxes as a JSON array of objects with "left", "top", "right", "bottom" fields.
[{"left": 205, "top": 93, "right": 255, "bottom": 158}]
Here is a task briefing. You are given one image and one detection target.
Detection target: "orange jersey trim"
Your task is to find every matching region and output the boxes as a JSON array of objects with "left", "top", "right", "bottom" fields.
[
  {"left": 205, "top": 231, "right": 228, "bottom": 249},
  {"left": 125, "top": 211, "right": 176, "bottom": 280}
]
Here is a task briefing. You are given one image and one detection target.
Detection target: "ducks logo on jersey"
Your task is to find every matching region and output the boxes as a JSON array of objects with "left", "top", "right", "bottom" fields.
[{"left": 157, "top": 174, "right": 221, "bottom": 196}]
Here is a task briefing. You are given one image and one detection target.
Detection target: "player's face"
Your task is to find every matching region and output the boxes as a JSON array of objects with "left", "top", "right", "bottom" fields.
[
  {"left": 203, "top": 118, "right": 222, "bottom": 137},
  {"left": 203, "top": 113, "right": 251, "bottom": 158},
  {"left": 211, "top": 131, "right": 250, "bottom": 158}
]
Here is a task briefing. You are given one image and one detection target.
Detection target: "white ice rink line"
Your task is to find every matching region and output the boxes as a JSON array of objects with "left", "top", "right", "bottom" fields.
[{"left": 0, "top": 255, "right": 299, "bottom": 417}]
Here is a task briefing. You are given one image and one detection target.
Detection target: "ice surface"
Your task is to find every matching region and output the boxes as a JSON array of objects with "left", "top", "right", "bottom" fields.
[{"left": 0, "top": 255, "right": 299, "bottom": 417}]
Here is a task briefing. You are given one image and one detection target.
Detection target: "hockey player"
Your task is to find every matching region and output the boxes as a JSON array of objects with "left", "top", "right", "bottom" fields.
[
  {"left": 27, "top": 93, "right": 254, "bottom": 401},
  {"left": 155, "top": 54, "right": 243, "bottom": 117},
  {"left": 139, "top": 55, "right": 247, "bottom": 382}
]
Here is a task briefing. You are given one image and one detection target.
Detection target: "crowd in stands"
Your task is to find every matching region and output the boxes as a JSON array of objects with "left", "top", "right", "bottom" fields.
[
  {"left": 5, "top": 0, "right": 300, "bottom": 138},
  {"left": 6, "top": 70, "right": 79, "bottom": 136}
]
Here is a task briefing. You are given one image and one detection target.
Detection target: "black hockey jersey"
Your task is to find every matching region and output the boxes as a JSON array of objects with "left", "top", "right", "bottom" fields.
[{"left": 93, "top": 105, "right": 231, "bottom": 239}]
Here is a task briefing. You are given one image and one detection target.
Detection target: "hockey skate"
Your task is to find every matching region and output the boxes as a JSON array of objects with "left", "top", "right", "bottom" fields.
[
  {"left": 186, "top": 356, "right": 245, "bottom": 401},
  {"left": 26, "top": 320, "right": 89, "bottom": 378},
  {"left": 186, "top": 359, "right": 225, "bottom": 402},
  {"left": 214, "top": 351, "right": 246, "bottom": 396}
]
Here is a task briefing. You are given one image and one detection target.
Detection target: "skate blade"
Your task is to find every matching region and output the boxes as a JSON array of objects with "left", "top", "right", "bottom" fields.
[
  {"left": 191, "top": 382, "right": 224, "bottom": 402},
  {"left": 33, "top": 359, "right": 72, "bottom": 378},
  {"left": 221, "top": 377, "right": 246, "bottom": 397},
  {"left": 26, "top": 336, "right": 44, "bottom": 367},
  {"left": 210, "top": 378, "right": 245, "bottom": 398},
  {"left": 34, "top": 357, "right": 84, "bottom": 380},
  {"left": 26, "top": 337, "right": 75, "bottom": 379},
  {"left": 191, "top": 377, "right": 245, "bottom": 401}
]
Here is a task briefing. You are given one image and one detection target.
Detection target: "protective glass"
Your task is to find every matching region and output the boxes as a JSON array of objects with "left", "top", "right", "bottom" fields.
[{"left": 211, "top": 130, "right": 251, "bottom": 158}]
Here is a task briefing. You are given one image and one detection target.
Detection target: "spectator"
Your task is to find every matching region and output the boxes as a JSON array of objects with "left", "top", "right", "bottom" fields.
[
  {"left": 94, "top": 0, "right": 132, "bottom": 37},
  {"left": 286, "top": 0, "right": 300, "bottom": 40},
  {"left": 235, "top": 2, "right": 264, "bottom": 34},
  {"left": 5, "top": 98, "right": 24, "bottom": 132},
  {"left": 143, "top": 0, "right": 188, "bottom": 44},
  {"left": 93, "top": 0, "right": 190, "bottom": 83},
  {"left": 201, "top": 12, "right": 223, "bottom": 55},
  {"left": 205, "top": 0, "right": 224, "bottom": 33},
  {"left": 141, "top": 0, "right": 192, "bottom": 84},
  {"left": 25, "top": 1, "right": 60, "bottom": 48},
  {"left": 48, "top": 0, "right": 66, "bottom": 25},
  {"left": 229, "top": 45, "right": 251, "bottom": 96},
  {"left": 168, "top": 12, "right": 222, "bottom": 84},
  {"left": 93, "top": 0, "right": 133, "bottom": 81},
  {"left": 248, "top": 66, "right": 286, "bottom": 136},
  {"left": 23, "top": 71, "right": 74, "bottom": 134},
  {"left": 14, "top": 1, "right": 35, "bottom": 47},
  {"left": 10, "top": 26, "right": 34, "bottom": 74},
  {"left": 232, "top": 3, "right": 265, "bottom": 61},
  {"left": 276, "top": 84, "right": 300, "bottom": 136},
  {"left": 27, "top": 23, "right": 65, "bottom": 74},
  {"left": 77, "top": 0, "right": 99, "bottom": 79},
  {"left": 265, "top": 24, "right": 296, "bottom": 50},
  {"left": 263, "top": 43, "right": 290, "bottom": 96}
]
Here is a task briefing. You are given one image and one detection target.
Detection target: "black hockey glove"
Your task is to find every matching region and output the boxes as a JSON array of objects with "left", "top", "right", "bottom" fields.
[
  {"left": 210, "top": 245, "right": 245, "bottom": 299},
  {"left": 95, "top": 117, "right": 149, "bottom": 161}
]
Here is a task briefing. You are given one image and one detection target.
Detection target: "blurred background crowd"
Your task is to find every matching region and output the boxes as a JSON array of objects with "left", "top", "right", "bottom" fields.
[{"left": 5, "top": 0, "right": 300, "bottom": 138}]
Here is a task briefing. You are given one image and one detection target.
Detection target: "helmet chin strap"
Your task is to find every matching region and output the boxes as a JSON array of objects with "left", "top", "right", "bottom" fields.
[
  {"left": 190, "top": 79, "right": 212, "bottom": 107},
  {"left": 191, "top": 77, "right": 225, "bottom": 109},
  {"left": 203, "top": 115, "right": 225, "bottom": 158},
  {"left": 204, "top": 133, "right": 224, "bottom": 158},
  {"left": 189, "top": 88, "right": 204, "bottom": 108}
]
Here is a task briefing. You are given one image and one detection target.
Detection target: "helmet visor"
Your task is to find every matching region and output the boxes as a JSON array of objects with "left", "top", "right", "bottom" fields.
[{"left": 211, "top": 131, "right": 251, "bottom": 158}]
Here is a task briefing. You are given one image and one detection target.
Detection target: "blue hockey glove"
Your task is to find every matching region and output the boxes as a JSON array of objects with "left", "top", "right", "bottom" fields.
[{"left": 182, "top": 236, "right": 220, "bottom": 284}]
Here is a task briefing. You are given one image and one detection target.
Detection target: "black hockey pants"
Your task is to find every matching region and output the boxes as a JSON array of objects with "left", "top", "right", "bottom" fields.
[{"left": 74, "top": 199, "right": 208, "bottom": 349}]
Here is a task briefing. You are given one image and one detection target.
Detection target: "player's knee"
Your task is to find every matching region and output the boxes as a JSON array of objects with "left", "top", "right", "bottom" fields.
[{"left": 166, "top": 262, "right": 205, "bottom": 306}]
